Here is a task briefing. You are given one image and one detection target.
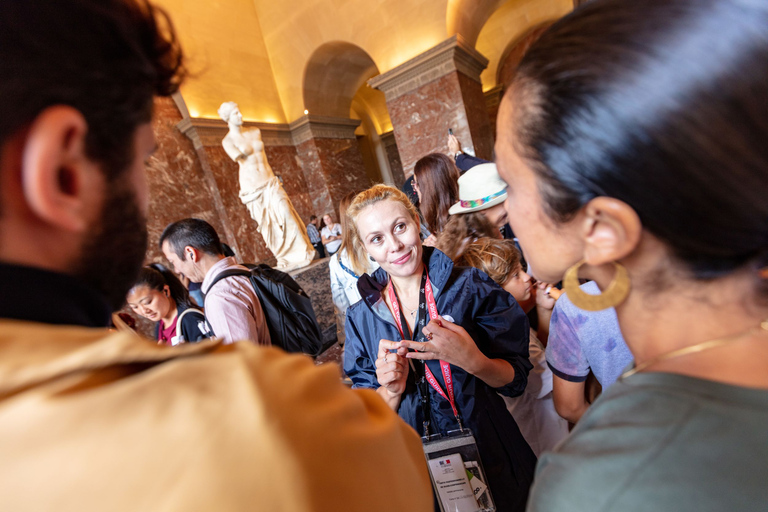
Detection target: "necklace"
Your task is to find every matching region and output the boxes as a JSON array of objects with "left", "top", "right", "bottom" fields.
[
  {"left": 401, "top": 302, "right": 418, "bottom": 318},
  {"left": 389, "top": 282, "right": 419, "bottom": 318},
  {"left": 622, "top": 318, "right": 768, "bottom": 379}
]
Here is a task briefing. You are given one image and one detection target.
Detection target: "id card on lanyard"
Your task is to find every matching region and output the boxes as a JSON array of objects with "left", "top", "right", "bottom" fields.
[{"left": 388, "top": 269, "right": 496, "bottom": 512}]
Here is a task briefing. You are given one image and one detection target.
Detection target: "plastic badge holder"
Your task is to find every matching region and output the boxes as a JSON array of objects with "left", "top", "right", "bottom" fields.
[{"left": 423, "top": 429, "right": 495, "bottom": 512}]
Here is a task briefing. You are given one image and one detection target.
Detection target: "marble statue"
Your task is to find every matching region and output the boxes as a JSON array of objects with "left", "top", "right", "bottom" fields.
[{"left": 219, "top": 101, "right": 315, "bottom": 271}]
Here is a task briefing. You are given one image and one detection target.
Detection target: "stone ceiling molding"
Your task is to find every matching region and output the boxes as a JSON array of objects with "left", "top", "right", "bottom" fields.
[
  {"left": 289, "top": 115, "right": 362, "bottom": 146},
  {"left": 368, "top": 35, "right": 489, "bottom": 102},
  {"left": 178, "top": 118, "right": 294, "bottom": 148},
  {"left": 178, "top": 115, "right": 361, "bottom": 148}
]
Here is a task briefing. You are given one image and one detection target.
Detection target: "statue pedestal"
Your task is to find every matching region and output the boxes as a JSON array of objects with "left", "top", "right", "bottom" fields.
[{"left": 289, "top": 257, "right": 338, "bottom": 352}]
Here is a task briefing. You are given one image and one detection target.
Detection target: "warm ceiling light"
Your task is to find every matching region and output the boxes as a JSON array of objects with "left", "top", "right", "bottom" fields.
[{"left": 304, "top": 109, "right": 309, "bottom": 115}]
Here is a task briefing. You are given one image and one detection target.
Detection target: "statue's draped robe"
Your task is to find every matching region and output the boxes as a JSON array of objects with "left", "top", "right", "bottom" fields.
[{"left": 240, "top": 176, "right": 315, "bottom": 270}]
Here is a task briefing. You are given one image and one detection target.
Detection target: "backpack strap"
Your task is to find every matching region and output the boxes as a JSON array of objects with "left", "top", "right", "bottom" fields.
[
  {"left": 203, "top": 269, "right": 252, "bottom": 299},
  {"left": 201, "top": 268, "right": 253, "bottom": 338},
  {"left": 174, "top": 307, "right": 201, "bottom": 343}
]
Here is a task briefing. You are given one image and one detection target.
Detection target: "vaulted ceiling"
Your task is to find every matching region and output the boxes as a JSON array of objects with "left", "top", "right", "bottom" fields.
[{"left": 153, "top": 0, "right": 574, "bottom": 127}]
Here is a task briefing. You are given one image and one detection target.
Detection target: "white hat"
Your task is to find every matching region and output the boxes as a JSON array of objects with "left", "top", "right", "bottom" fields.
[{"left": 448, "top": 163, "right": 507, "bottom": 214}]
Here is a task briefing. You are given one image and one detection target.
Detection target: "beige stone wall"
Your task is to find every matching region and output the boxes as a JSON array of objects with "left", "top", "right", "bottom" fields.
[
  {"left": 153, "top": 0, "right": 286, "bottom": 123},
  {"left": 475, "top": 0, "right": 573, "bottom": 91},
  {"left": 252, "top": 0, "right": 451, "bottom": 122}
]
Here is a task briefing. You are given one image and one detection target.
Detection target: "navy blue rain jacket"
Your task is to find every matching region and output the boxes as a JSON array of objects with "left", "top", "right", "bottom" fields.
[{"left": 344, "top": 247, "right": 537, "bottom": 511}]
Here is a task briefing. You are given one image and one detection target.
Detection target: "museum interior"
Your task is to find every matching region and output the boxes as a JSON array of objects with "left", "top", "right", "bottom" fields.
[{"left": 144, "top": 0, "right": 582, "bottom": 266}]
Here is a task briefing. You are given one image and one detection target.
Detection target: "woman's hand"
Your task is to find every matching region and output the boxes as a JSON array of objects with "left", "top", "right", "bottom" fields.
[
  {"left": 535, "top": 282, "right": 561, "bottom": 310},
  {"left": 375, "top": 340, "right": 409, "bottom": 407},
  {"left": 447, "top": 134, "right": 461, "bottom": 155},
  {"left": 534, "top": 282, "right": 560, "bottom": 346},
  {"left": 400, "top": 317, "right": 483, "bottom": 372},
  {"left": 400, "top": 317, "right": 516, "bottom": 388},
  {"left": 423, "top": 234, "right": 438, "bottom": 247}
]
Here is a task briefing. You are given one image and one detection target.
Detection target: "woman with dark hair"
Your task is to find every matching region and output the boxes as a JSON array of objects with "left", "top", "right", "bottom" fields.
[
  {"left": 494, "top": 0, "right": 768, "bottom": 509},
  {"left": 436, "top": 162, "right": 512, "bottom": 261},
  {"left": 412, "top": 153, "right": 460, "bottom": 246},
  {"left": 126, "top": 263, "right": 211, "bottom": 345}
]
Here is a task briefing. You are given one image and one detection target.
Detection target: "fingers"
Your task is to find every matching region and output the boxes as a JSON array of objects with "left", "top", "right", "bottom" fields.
[
  {"left": 405, "top": 350, "right": 438, "bottom": 360},
  {"left": 398, "top": 340, "right": 430, "bottom": 353},
  {"left": 377, "top": 339, "right": 401, "bottom": 358},
  {"left": 425, "top": 316, "right": 464, "bottom": 336}
]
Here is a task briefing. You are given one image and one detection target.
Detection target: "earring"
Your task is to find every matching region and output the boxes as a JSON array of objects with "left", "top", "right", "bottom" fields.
[
  {"left": 369, "top": 255, "right": 376, "bottom": 262},
  {"left": 562, "top": 260, "right": 630, "bottom": 311}
]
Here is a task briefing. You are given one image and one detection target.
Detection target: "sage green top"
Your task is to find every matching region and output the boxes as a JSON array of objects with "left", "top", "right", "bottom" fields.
[{"left": 527, "top": 371, "right": 768, "bottom": 512}]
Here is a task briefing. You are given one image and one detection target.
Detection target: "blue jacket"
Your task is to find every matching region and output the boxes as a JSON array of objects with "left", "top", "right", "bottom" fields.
[{"left": 344, "top": 247, "right": 536, "bottom": 511}]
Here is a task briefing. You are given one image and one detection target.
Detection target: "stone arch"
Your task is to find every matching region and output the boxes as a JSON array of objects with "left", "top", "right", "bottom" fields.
[
  {"left": 302, "top": 41, "right": 380, "bottom": 118},
  {"left": 446, "top": 0, "right": 508, "bottom": 48},
  {"left": 302, "top": 41, "right": 397, "bottom": 186}
]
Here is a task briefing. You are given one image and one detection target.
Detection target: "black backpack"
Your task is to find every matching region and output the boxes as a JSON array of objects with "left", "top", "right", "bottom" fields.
[{"left": 204, "top": 264, "right": 331, "bottom": 356}]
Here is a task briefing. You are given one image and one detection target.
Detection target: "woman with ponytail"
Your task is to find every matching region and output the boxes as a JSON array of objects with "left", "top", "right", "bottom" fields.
[{"left": 126, "top": 263, "right": 211, "bottom": 345}]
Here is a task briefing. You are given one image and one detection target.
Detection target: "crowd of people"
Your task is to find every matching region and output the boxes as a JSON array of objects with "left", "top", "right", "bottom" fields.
[{"left": 1, "top": 0, "right": 767, "bottom": 511}]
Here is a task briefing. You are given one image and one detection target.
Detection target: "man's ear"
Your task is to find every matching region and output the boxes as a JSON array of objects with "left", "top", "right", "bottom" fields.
[
  {"left": 580, "top": 197, "right": 642, "bottom": 265},
  {"left": 184, "top": 246, "right": 198, "bottom": 263},
  {"left": 21, "top": 106, "right": 102, "bottom": 233}
]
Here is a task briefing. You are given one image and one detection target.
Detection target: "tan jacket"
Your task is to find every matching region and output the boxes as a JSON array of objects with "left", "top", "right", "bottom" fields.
[{"left": 0, "top": 320, "right": 432, "bottom": 511}]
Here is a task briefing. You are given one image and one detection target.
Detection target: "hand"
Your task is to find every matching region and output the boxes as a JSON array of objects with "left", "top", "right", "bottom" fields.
[
  {"left": 447, "top": 134, "right": 461, "bottom": 155},
  {"left": 423, "top": 234, "right": 437, "bottom": 247},
  {"left": 375, "top": 339, "right": 410, "bottom": 397},
  {"left": 536, "top": 282, "right": 561, "bottom": 310},
  {"left": 400, "top": 317, "right": 483, "bottom": 372}
]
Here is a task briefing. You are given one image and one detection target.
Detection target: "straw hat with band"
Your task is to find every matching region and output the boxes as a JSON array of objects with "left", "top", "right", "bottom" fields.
[{"left": 448, "top": 163, "right": 508, "bottom": 215}]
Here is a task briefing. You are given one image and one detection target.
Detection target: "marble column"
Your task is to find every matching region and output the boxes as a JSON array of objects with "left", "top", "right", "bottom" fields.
[
  {"left": 381, "top": 131, "right": 406, "bottom": 188},
  {"left": 290, "top": 115, "right": 372, "bottom": 218},
  {"left": 484, "top": 85, "right": 504, "bottom": 143},
  {"left": 147, "top": 97, "right": 235, "bottom": 264},
  {"left": 369, "top": 35, "right": 492, "bottom": 178}
]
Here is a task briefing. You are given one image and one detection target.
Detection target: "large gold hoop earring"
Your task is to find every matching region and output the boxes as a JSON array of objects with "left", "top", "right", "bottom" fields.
[{"left": 562, "top": 260, "right": 631, "bottom": 311}]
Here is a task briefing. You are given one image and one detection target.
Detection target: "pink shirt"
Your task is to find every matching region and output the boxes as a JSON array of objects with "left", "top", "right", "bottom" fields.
[{"left": 201, "top": 257, "right": 271, "bottom": 346}]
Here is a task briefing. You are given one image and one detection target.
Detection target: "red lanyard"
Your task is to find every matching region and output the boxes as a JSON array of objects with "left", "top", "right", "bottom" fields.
[{"left": 388, "top": 272, "right": 461, "bottom": 425}]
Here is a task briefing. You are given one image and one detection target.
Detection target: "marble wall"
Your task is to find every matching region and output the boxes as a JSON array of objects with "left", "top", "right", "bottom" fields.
[
  {"left": 382, "top": 131, "right": 406, "bottom": 187},
  {"left": 314, "top": 137, "right": 372, "bottom": 213},
  {"left": 145, "top": 97, "right": 232, "bottom": 264},
  {"left": 296, "top": 137, "right": 372, "bottom": 218},
  {"left": 386, "top": 71, "right": 481, "bottom": 177},
  {"left": 458, "top": 72, "right": 494, "bottom": 161}
]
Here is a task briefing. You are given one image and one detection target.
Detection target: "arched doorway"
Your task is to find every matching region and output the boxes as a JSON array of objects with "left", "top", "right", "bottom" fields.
[{"left": 303, "top": 42, "right": 396, "bottom": 187}]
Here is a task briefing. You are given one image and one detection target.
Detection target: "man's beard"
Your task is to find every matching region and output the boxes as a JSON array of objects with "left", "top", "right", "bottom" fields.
[{"left": 73, "top": 181, "right": 148, "bottom": 312}]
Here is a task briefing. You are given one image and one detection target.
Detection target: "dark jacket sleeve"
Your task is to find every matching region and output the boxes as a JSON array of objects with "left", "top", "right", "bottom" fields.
[
  {"left": 467, "top": 268, "right": 532, "bottom": 398},
  {"left": 180, "top": 308, "right": 209, "bottom": 342},
  {"left": 343, "top": 304, "right": 379, "bottom": 390},
  {"left": 455, "top": 153, "right": 490, "bottom": 173}
]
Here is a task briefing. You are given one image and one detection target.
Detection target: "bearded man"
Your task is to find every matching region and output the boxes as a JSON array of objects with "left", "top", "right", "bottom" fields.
[{"left": 0, "top": 2, "right": 431, "bottom": 511}]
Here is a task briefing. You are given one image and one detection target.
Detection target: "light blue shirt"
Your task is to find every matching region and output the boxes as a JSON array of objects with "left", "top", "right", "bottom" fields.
[{"left": 546, "top": 281, "right": 632, "bottom": 387}]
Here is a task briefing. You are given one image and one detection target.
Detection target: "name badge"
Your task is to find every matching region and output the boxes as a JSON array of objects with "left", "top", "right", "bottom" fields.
[{"left": 423, "top": 429, "right": 495, "bottom": 512}]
